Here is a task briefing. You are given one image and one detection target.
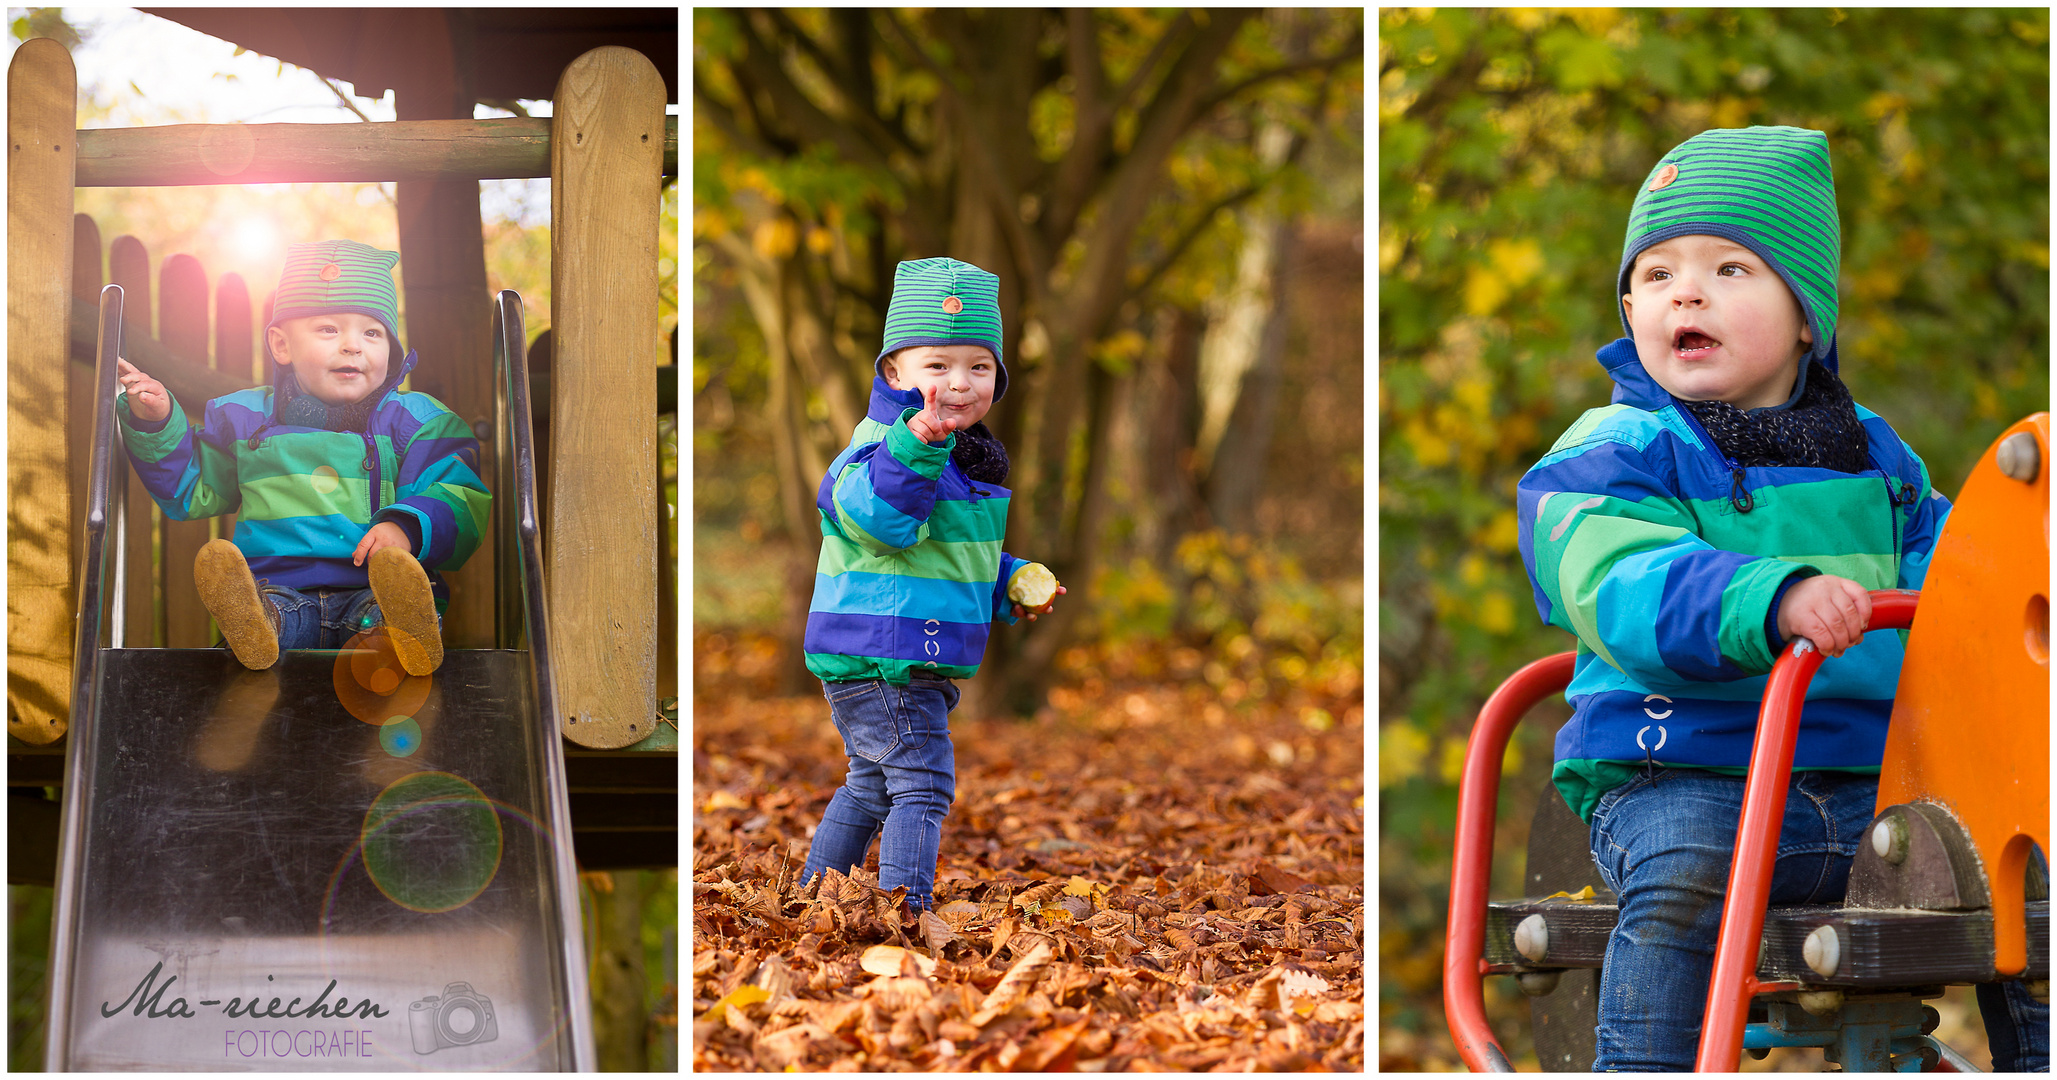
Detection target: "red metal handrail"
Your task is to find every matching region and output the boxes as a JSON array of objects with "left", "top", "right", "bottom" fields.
[
  {"left": 1443, "top": 651, "right": 1577, "bottom": 1073},
  {"left": 1695, "top": 589, "right": 1919, "bottom": 1071}
]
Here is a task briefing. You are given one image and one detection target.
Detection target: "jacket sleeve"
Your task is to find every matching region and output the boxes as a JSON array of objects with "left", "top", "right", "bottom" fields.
[
  {"left": 1519, "top": 432, "right": 1813, "bottom": 686},
  {"left": 375, "top": 410, "right": 490, "bottom": 572},
  {"left": 824, "top": 409, "right": 952, "bottom": 556},
  {"left": 991, "top": 552, "right": 1026, "bottom": 624},
  {"left": 1894, "top": 452, "right": 1950, "bottom": 592},
  {"left": 117, "top": 391, "right": 242, "bottom": 520}
]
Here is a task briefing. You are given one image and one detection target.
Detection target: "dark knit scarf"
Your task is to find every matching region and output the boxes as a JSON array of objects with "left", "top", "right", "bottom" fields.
[
  {"left": 1680, "top": 361, "right": 1870, "bottom": 473},
  {"left": 951, "top": 422, "right": 1010, "bottom": 486},
  {"left": 273, "top": 366, "right": 384, "bottom": 434}
]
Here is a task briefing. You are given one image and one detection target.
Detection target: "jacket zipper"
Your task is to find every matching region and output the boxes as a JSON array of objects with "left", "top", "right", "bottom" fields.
[{"left": 364, "top": 432, "right": 380, "bottom": 518}]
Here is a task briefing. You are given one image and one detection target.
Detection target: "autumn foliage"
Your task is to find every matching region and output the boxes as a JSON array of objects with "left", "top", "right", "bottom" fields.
[{"left": 693, "top": 631, "right": 1365, "bottom": 1071}]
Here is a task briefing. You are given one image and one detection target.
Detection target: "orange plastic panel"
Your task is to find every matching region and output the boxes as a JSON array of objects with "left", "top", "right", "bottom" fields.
[{"left": 1880, "top": 414, "right": 2049, "bottom": 976}]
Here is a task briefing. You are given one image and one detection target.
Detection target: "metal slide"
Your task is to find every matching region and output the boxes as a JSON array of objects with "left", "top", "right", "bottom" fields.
[{"left": 44, "top": 288, "right": 595, "bottom": 1070}]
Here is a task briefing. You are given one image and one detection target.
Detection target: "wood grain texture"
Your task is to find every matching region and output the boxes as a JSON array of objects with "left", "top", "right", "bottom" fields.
[
  {"left": 74, "top": 117, "right": 679, "bottom": 187},
  {"left": 548, "top": 47, "right": 664, "bottom": 749},
  {"left": 158, "top": 253, "right": 212, "bottom": 648},
  {"left": 8, "top": 38, "right": 78, "bottom": 743},
  {"left": 396, "top": 179, "right": 496, "bottom": 650}
]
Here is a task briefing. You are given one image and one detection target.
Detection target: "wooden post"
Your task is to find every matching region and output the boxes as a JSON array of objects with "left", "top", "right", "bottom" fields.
[
  {"left": 9, "top": 38, "right": 78, "bottom": 745},
  {"left": 215, "top": 272, "right": 252, "bottom": 544},
  {"left": 395, "top": 13, "right": 495, "bottom": 651},
  {"left": 550, "top": 46, "right": 664, "bottom": 749},
  {"left": 159, "top": 254, "right": 212, "bottom": 648},
  {"left": 109, "top": 237, "right": 165, "bottom": 647}
]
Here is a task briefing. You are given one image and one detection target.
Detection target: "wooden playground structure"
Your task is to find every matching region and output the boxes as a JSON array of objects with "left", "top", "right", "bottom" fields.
[{"left": 7, "top": 35, "right": 677, "bottom": 871}]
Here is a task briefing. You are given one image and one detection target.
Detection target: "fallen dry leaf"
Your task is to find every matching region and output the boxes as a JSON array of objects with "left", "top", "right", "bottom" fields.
[
  {"left": 692, "top": 630, "right": 1364, "bottom": 1071},
  {"left": 972, "top": 940, "right": 1055, "bottom": 1026},
  {"left": 859, "top": 944, "right": 937, "bottom": 978}
]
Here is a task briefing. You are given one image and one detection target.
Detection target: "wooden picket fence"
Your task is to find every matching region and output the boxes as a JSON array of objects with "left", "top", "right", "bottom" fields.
[{"left": 68, "top": 215, "right": 262, "bottom": 648}]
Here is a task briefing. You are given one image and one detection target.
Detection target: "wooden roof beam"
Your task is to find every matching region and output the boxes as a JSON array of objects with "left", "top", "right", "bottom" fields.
[{"left": 75, "top": 116, "right": 678, "bottom": 187}]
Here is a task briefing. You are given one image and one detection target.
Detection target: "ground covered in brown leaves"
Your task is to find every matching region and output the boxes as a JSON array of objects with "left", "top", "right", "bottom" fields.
[{"left": 692, "top": 632, "right": 1365, "bottom": 1071}]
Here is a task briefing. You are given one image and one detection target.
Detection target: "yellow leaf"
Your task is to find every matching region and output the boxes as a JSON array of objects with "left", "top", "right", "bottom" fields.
[
  {"left": 1478, "top": 590, "right": 1516, "bottom": 635},
  {"left": 1380, "top": 724, "right": 1431, "bottom": 789},
  {"left": 702, "top": 790, "right": 749, "bottom": 813},
  {"left": 1482, "top": 510, "right": 1520, "bottom": 553},
  {"left": 1487, "top": 238, "right": 1543, "bottom": 287},
  {"left": 701, "top": 982, "right": 770, "bottom": 1022},
  {"left": 1062, "top": 876, "right": 1097, "bottom": 898},
  {"left": 1437, "top": 737, "right": 1469, "bottom": 786},
  {"left": 1462, "top": 265, "right": 1508, "bottom": 317},
  {"left": 1543, "top": 886, "right": 1598, "bottom": 903}
]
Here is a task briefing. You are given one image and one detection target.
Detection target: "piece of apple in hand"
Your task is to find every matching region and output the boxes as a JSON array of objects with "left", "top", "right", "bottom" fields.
[{"left": 1007, "top": 562, "right": 1060, "bottom": 609}]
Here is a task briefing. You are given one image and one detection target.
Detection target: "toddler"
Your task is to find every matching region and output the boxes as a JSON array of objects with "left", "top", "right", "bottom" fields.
[
  {"left": 117, "top": 239, "right": 489, "bottom": 677},
  {"left": 1516, "top": 126, "right": 2046, "bottom": 1070},
  {"left": 799, "top": 257, "right": 1062, "bottom": 912}
]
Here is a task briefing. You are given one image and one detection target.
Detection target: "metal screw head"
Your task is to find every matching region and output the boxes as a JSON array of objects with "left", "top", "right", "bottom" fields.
[
  {"left": 1871, "top": 815, "right": 1908, "bottom": 865},
  {"left": 1996, "top": 431, "right": 2041, "bottom": 483},
  {"left": 1803, "top": 924, "right": 1842, "bottom": 977},
  {"left": 1514, "top": 914, "right": 1549, "bottom": 962},
  {"left": 1515, "top": 970, "right": 1560, "bottom": 997}
]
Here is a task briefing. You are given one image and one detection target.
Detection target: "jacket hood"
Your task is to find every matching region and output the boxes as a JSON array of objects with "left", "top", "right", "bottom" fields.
[
  {"left": 1601, "top": 335, "right": 1839, "bottom": 413},
  {"left": 867, "top": 374, "right": 928, "bottom": 423}
]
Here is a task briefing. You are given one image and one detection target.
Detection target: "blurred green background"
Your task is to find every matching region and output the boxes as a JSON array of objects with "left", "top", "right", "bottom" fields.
[{"left": 1378, "top": 8, "right": 2048, "bottom": 1069}]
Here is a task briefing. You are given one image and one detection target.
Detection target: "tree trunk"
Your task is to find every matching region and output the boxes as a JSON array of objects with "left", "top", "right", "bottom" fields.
[
  {"left": 589, "top": 871, "right": 649, "bottom": 1072},
  {"left": 1206, "top": 219, "right": 1301, "bottom": 536}
]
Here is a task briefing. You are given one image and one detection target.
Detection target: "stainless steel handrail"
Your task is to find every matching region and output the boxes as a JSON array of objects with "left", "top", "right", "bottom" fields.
[
  {"left": 46, "top": 284, "right": 124, "bottom": 1070},
  {"left": 496, "top": 289, "right": 596, "bottom": 1070}
]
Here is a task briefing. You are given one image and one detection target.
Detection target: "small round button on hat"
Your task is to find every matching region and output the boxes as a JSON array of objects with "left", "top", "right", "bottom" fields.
[
  {"left": 1648, "top": 164, "right": 1679, "bottom": 191},
  {"left": 320, "top": 263, "right": 342, "bottom": 281},
  {"left": 941, "top": 296, "right": 962, "bottom": 315}
]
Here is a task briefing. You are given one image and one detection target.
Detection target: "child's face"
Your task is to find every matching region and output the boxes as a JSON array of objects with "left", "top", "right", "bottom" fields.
[
  {"left": 1621, "top": 235, "right": 1813, "bottom": 411},
  {"left": 269, "top": 313, "right": 391, "bottom": 406},
  {"left": 882, "top": 345, "right": 998, "bottom": 427}
]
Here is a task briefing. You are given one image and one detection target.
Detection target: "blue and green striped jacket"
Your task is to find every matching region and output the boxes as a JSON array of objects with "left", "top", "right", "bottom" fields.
[
  {"left": 1518, "top": 338, "right": 1949, "bottom": 820},
  {"left": 805, "top": 378, "right": 1024, "bottom": 684},
  {"left": 117, "top": 348, "right": 489, "bottom": 602}
]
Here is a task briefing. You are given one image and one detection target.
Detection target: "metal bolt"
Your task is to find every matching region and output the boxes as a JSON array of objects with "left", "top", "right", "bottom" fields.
[
  {"left": 1997, "top": 431, "right": 2041, "bottom": 483},
  {"left": 1803, "top": 925, "right": 1842, "bottom": 977},
  {"left": 1797, "top": 989, "right": 1844, "bottom": 1017},
  {"left": 1514, "top": 914, "right": 1549, "bottom": 962},
  {"left": 1515, "top": 970, "right": 1560, "bottom": 997},
  {"left": 1871, "top": 815, "right": 1908, "bottom": 865}
]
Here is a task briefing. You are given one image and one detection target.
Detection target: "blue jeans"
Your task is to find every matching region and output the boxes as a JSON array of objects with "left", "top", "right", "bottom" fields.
[
  {"left": 244, "top": 584, "right": 393, "bottom": 651},
  {"left": 801, "top": 674, "right": 959, "bottom": 911},
  {"left": 1589, "top": 768, "right": 2048, "bottom": 1071}
]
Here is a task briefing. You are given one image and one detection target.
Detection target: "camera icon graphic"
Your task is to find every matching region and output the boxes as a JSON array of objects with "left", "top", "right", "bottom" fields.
[{"left": 409, "top": 982, "right": 498, "bottom": 1054}]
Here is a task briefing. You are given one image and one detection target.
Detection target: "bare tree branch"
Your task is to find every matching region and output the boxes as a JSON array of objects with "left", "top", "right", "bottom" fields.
[
  {"left": 1124, "top": 183, "right": 1264, "bottom": 304},
  {"left": 1196, "top": 31, "right": 1366, "bottom": 117}
]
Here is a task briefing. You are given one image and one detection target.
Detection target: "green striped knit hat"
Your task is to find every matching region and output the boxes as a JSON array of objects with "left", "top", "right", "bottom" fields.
[
  {"left": 267, "top": 239, "right": 403, "bottom": 362},
  {"left": 1620, "top": 125, "right": 1840, "bottom": 366},
  {"left": 877, "top": 257, "right": 1007, "bottom": 400}
]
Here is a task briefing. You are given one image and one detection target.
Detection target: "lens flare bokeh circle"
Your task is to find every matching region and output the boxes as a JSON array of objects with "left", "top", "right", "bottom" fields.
[
  {"left": 332, "top": 628, "right": 430, "bottom": 725},
  {"left": 358, "top": 771, "right": 503, "bottom": 913},
  {"left": 379, "top": 715, "right": 423, "bottom": 757}
]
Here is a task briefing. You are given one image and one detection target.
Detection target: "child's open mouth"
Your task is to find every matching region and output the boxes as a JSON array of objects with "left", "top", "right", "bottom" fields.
[{"left": 1674, "top": 330, "right": 1719, "bottom": 356}]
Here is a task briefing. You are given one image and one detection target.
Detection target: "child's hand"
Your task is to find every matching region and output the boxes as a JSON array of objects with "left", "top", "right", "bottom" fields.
[
  {"left": 1776, "top": 574, "right": 1872, "bottom": 658},
  {"left": 352, "top": 521, "right": 414, "bottom": 567},
  {"left": 117, "top": 358, "right": 170, "bottom": 422},
  {"left": 1012, "top": 585, "right": 1066, "bottom": 623},
  {"left": 905, "top": 385, "right": 959, "bottom": 445}
]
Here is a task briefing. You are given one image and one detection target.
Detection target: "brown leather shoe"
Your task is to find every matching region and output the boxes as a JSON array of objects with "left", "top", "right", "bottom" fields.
[
  {"left": 194, "top": 539, "right": 278, "bottom": 670},
  {"left": 368, "top": 547, "right": 442, "bottom": 676}
]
